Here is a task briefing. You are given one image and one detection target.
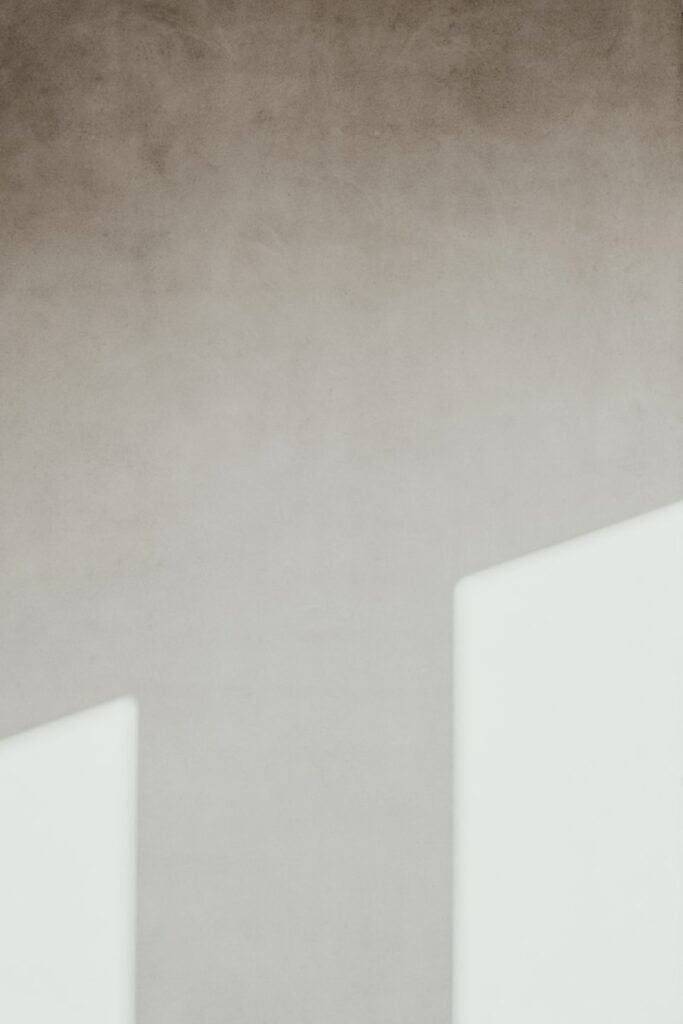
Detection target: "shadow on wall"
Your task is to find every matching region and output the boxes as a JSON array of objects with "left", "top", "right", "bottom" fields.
[
  {"left": 0, "top": 698, "right": 137, "bottom": 1024},
  {"left": 453, "top": 501, "right": 683, "bottom": 1023},
  {"left": 0, "top": 503, "right": 681, "bottom": 1024}
]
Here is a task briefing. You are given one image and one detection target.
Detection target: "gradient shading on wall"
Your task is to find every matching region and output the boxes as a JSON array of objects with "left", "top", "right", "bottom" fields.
[{"left": 0, "top": 2, "right": 679, "bottom": 1022}]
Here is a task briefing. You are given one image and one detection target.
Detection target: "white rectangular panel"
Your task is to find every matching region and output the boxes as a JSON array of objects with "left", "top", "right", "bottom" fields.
[
  {"left": 454, "top": 505, "right": 683, "bottom": 1023},
  {"left": 0, "top": 698, "right": 137, "bottom": 1024}
]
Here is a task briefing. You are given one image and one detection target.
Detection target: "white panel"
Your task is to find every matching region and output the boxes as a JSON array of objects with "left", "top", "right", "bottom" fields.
[
  {"left": 454, "top": 504, "right": 683, "bottom": 1023},
  {"left": 0, "top": 698, "right": 137, "bottom": 1024}
]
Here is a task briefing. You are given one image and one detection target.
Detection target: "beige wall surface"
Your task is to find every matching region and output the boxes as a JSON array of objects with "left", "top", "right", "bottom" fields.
[{"left": 0, "top": 2, "right": 680, "bottom": 1022}]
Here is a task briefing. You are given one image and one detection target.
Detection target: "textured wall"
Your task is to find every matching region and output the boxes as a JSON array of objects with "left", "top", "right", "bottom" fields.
[{"left": 1, "top": 2, "right": 680, "bottom": 1022}]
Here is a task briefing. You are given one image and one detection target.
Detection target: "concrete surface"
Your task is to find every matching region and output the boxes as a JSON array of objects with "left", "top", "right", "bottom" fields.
[{"left": 0, "top": 2, "right": 680, "bottom": 1021}]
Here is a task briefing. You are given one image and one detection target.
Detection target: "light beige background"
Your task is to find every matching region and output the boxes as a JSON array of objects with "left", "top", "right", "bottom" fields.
[{"left": 0, "top": 2, "right": 680, "bottom": 1021}]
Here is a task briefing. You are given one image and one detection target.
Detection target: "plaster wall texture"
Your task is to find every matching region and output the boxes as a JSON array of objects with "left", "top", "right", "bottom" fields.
[{"left": 0, "top": 2, "right": 680, "bottom": 1021}]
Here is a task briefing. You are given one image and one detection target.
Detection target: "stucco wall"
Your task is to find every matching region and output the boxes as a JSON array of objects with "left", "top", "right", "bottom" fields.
[{"left": 0, "top": 2, "right": 680, "bottom": 1021}]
